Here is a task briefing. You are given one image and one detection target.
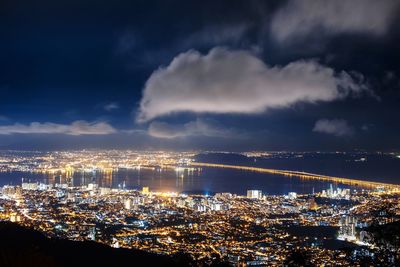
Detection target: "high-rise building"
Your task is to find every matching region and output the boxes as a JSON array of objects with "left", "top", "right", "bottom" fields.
[
  {"left": 100, "top": 187, "right": 111, "bottom": 195},
  {"left": 2, "top": 185, "right": 16, "bottom": 197},
  {"left": 321, "top": 184, "right": 351, "bottom": 199},
  {"left": 88, "top": 227, "right": 96, "bottom": 241},
  {"left": 338, "top": 216, "right": 357, "bottom": 241},
  {"left": 247, "top": 190, "right": 262, "bottom": 199},
  {"left": 22, "top": 182, "right": 38, "bottom": 190},
  {"left": 10, "top": 213, "right": 21, "bottom": 222},
  {"left": 87, "top": 183, "right": 98, "bottom": 191},
  {"left": 124, "top": 198, "right": 132, "bottom": 209},
  {"left": 2, "top": 185, "right": 22, "bottom": 197}
]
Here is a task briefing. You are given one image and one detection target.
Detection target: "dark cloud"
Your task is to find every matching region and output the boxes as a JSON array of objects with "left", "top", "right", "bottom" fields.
[
  {"left": 182, "top": 24, "right": 251, "bottom": 48},
  {"left": 103, "top": 102, "right": 120, "bottom": 111},
  {"left": 271, "top": 0, "right": 399, "bottom": 44},
  {"left": 313, "top": 119, "right": 354, "bottom": 136},
  {"left": 147, "top": 118, "right": 240, "bottom": 139},
  {"left": 0, "top": 121, "right": 117, "bottom": 135}
]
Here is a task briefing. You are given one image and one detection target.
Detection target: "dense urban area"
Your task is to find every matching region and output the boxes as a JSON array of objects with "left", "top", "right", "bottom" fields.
[{"left": 0, "top": 150, "right": 399, "bottom": 266}]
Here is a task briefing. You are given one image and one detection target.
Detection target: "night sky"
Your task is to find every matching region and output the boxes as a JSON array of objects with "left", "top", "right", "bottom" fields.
[{"left": 1, "top": 0, "right": 400, "bottom": 151}]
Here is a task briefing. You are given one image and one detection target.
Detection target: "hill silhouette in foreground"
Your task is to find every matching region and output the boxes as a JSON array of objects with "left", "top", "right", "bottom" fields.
[{"left": 0, "top": 222, "right": 194, "bottom": 267}]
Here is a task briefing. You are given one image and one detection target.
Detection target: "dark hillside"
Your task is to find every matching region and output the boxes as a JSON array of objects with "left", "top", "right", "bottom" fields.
[{"left": 0, "top": 222, "right": 188, "bottom": 267}]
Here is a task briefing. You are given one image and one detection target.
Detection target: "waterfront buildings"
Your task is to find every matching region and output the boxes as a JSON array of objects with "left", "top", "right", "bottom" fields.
[{"left": 247, "top": 190, "right": 263, "bottom": 199}]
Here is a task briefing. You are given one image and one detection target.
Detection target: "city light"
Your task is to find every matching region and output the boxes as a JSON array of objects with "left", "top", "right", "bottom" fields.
[{"left": 0, "top": 150, "right": 399, "bottom": 265}]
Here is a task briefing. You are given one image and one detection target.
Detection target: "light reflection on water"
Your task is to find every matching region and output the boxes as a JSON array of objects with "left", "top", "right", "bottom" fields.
[{"left": 0, "top": 167, "right": 367, "bottom": 195}]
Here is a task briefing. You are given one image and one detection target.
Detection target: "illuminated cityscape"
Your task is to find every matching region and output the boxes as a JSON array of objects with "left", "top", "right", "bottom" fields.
[{"left": 0, "top": 150, "right": 399, "bottom": 265}]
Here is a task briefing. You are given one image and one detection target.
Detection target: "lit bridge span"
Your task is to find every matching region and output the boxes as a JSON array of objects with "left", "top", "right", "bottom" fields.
[{"left": 189, "top": 162, "right": 400, "bottom": 190}]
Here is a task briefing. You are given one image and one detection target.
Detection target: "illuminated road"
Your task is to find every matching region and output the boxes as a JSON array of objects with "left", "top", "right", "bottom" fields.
[{"left": 189, "top": 162, "right": 400, "bottom": 190}]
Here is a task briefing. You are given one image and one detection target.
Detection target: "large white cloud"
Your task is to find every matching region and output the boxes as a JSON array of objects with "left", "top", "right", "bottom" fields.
[
  {"left": 137, "top": 47, "right": 366, "bottom": 122},
  {"left": 313, "top": 119, "right": 354, "bottom": 136},
  {"left": 0, "top": 120, "right": 117, "bottom": 135},
  {"left": 271, "top": 0, "right": 399, "bottom": 43}
]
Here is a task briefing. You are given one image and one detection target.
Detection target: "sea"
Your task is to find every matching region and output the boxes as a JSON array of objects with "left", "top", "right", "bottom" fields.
[{"left": 1, "top": 152, "right": 399, "bottom": 195}]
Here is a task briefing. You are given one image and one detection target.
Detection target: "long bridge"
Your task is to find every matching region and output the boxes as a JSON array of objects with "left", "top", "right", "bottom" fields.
[{"left": 189, "top": 162, "right": 400, "bottom": 190}]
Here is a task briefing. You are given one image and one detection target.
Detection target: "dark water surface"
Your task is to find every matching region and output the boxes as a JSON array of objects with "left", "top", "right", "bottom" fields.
[
  {"left": 1, "top": 152, "right": 398, "bottom": 195},
  {"left": 195, "top": 152, "right": 400, "bottom": 184},
  {"left": 0, "top": 167, "right": 365, "bottom": 195}
]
